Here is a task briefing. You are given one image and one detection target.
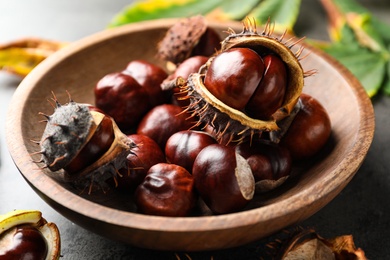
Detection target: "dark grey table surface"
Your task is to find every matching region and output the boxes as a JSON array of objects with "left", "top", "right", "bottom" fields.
[{"left": 1, "top": 0, "right": 389, "bottom": 259}]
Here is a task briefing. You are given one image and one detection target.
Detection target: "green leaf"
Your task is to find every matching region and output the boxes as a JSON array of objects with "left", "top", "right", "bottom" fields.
[
  {"left": 108, "top": 0, "right": 223, "bottom": 27},
  {"left": 330, "top": 0, "right": 367, "bottom": 14},
  {"left": 108, "top": 0, "right": 263, "bottom": 27},
  {"left": 248, "top": 0, "right": 301, "bottom": 33},
  {"left": 323, "top": 43, "right": 387, "bottom": 97},
  {"left": 322, "top": 0, "right": 386, "bottom": 52},
  {"left": 371, "top": 18, "right": 390, "bottom": 46},
  {"left": 383, "top": 52, "right": 390, "bottom": 96},
  {"left": 206, "top": 0, "right": 260, "bottom": 21}
]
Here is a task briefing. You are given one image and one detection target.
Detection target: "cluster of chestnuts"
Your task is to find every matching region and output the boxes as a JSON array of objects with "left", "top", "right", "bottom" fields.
[{"left": 34, "top": 16, "right": 331, "bottom": 217}]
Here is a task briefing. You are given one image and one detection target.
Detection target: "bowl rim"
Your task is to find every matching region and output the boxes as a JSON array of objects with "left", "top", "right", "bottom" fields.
[{"left": 6, "top": 18, "right": 375, "bottom": 233}]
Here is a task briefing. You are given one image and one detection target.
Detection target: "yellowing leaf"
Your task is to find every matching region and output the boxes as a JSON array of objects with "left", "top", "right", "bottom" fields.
[
  {"left": 109, "top": 0, "right": 223, "bottom": 27},
  {"left": 0, "top": 38, "right": 65, "bottom": 77}
]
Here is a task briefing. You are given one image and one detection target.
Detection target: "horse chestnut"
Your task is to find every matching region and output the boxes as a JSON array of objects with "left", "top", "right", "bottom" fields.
[
  {"left": 236, "top": 140, "right": 292, "bottom": 192},
  {"left": 94, "top": 72, "right": 151, "bottom": 131},
  {"left": 0, "top": 226, "right": 48, "bottom": 259},
  {"left": 137, "top": 104, "right": 194, "bottom": 149},
  {"left": 123, "top": 60, "right": 169, "bottom": 106},
  {"left": 192, "top": 144, "right": 255, "bottom": 214},
  {"left": 165, "top": 130, "right": 217, "bottom": 173},
  {"left": 0, "top": 210, "right": 60, "bottom": 260},
  {"left": 175, "top": 18, "right": 305, "bottom": 143},
  {"left": 135, "top": 163, "right": 196, "bottom": 217},
  {"left": 112, "top": 134, "right": 166, "bottom": 191},
  {"left": 64, "top": 109, "right": 115, "bottom": 174},
  {"left": 246, "top": 54, "right": 287, "bottom": 120},
  {"left": 204, "top": 47, "right": 265, "bottom": 111},
  {"left": 280, "top": 93, "right": 331, "bottom": 160}
]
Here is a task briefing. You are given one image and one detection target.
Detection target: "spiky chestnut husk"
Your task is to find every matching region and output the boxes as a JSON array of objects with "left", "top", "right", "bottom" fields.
[
  {"left": 157, "top": 15, "right": 221, "bottom": 67},
  {"left": 35, "top": 94, "right": 136, "bottom": 191},
  {"left": 175, "top": 18, "right": 314, "bottom": 144}
]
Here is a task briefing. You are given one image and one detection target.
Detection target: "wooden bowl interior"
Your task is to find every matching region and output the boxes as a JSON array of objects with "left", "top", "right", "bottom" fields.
[{"left": 7, "top": 19, "right": 374, "bottom": 251}]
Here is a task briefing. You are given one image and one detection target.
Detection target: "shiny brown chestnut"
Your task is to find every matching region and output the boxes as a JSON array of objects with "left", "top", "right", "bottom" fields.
[
  {"left": 94, "top": 71, "right": 151, "bottom": 131},
  {"left": 280, "top": 93, "right": 331, "bottom": 160},
  {"left": 37, "top": 95, "right": 137, "bottom": 192},
  {"left": 236, "top": 140, "right": 292, "bottom": 192},
  {"left": 112, "top": 134, "right": 166, "bottom": 191},
  {"left": 135, "top": 163, "right": 196, "bottom": 217},
  {"left": 0, "top": 210, "right": 60, "bottom": 260},
  {"left": 123, "top": 60, "right": 169, "bottom": 106},
  {"left": 64, "top": 109, "right": 115, "bottom": 174},
  {"left": 165, "top": 130, "right": 217, "bottom": 173},
  {"left": 192, "top": 144, "right": 255, "bottom": 214},
  {"left": 176, "top": 19, "right": 306, "bottom": 144},
  {"left": 137, "top": 104, "right": 194, "bottom": 149},
  {"left": 0, "top": 226, "right": 48, "bottom": 259},
  {"left": 204, "top": 47, "right": 265, "bottom": 111},
  {"left": 246, "top": 54, "right": 287, "bottom": 120}
]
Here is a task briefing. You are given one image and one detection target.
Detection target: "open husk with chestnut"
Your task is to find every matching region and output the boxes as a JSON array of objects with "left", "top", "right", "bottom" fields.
[
  {"left": 0, "top": 210, "right": 61, "bottom": 259},
  {"left": 34, "top": 16, "right": 331, "bottom": 217}
]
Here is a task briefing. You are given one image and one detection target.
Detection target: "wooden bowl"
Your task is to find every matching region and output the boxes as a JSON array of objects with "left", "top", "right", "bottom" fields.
[{"left": 6, "top": 18, "right": 375, "bottom": 251}]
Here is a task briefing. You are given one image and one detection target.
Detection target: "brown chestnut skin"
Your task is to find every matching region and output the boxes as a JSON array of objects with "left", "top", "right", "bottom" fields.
[
  {"left": 204, "top": 47, "right": 265, "bottom": 111},
  {"left": 280, "top": 93, "right": 331, "bottom": 160},
  {"left": 135, "top": 163, "right": 196, "bottom": 217},
  {"left": 64, "top": 111, "right": 115, "bottom": 174},
  {"left": 123, "top": 60, "right": 169, "bottom": 106},
  {"left": 192, "top": 144, "right": 255, "bottom": 214},
  {"left": 112, "top": 134, "right": 166, "bottom": 191},
  {"left": 0, "top": 226, "right": 48, "bottom": 259},
  {"left": 94, "top": 72, "right": 151, "bottom": 131},
  {"left": 137, "top": 104, "right": 194, "bottom": 149},
  {"left": 165, "top": 130, "right": 217, "bottom": 173},
  {"left": 235, "top": 141, "right": 292, "bottom": 182},
  {"left": 246, "top": 54, "right": 287, "bottom": 120}
]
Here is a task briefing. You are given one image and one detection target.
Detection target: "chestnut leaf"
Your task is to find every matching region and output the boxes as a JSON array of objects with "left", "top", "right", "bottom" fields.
[
  {"left": 248, "top": 0, "right": 301, "bottom": 34},
  {"left": 319, "top": 0, "right": 390, "bottom": 97},
  {"left": 108, "top": 0, "right": 301, "bottom": 34},
  {"left": 321, "top": 39, "right": 387, "bottom": 97}
]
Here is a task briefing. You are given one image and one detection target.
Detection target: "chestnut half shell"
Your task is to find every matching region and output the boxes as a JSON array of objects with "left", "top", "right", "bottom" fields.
[{"left": 177, "top": 18, "right": 309, "bottom": 144}]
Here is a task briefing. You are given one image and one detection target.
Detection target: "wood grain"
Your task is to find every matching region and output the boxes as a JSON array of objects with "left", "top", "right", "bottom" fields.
[{"left": 5, "top": 18, "right": 375, "bottom": 251}]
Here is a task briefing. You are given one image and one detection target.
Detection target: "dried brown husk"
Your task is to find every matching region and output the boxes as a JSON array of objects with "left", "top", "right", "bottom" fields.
[
  {"left": 274, "top": 228, "right": 367, "bottom": 260},
  {"left": 157, "top": 15, "right": 209, "bottom": 65}
]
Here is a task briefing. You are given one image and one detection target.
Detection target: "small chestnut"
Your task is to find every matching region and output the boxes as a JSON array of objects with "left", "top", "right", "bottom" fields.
[
  {"left": 165, "top": 130, "right": 217, "bottom": 173},
  {"left": 236, "top": 140, "right": 292, "bottom": 192},
  {"left": 137, "top": 104, "right": 194, "bottom": 149},
  {"left": 280, "top": 93, "right": 331, "bottom": 160},
  {"left": 192, "top": 144, "right": 255, "bottom": 214},
  {"left": 112, "top": 134, "right": 166, "bottom": 191},
  {"left": 0, "top": 226, "right": 48, "bottom": 259},
  {"left": 94, "top": 72, "right": 151, "bottom": 131},
  {"left": 135, "top": 163, "right": 196, "bottom": 217},
  {"left": 64, "top": 110, "right": 115, "bottom": 174},
  {"left": 123, "top": 60, "right": 169, "bottom": 106}
]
